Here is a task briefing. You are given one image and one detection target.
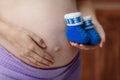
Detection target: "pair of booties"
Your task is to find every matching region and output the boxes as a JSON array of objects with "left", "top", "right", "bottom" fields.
[{"left": 64, "top": 12, "right": 101, "bottom": 45}]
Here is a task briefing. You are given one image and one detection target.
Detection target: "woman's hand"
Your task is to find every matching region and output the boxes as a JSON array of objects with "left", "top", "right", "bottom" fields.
[
  {"left": 70, "top": 22, "right": 105, "bottom": 50},
  {"left": 94, "top": 21, "right": 106, "bottom": 47},
  {"left": 5, "top": 26, "right": 54, "bottom": 68}
]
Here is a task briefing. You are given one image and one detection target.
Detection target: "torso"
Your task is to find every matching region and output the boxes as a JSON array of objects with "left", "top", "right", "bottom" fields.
[{"left": 0, "top": 0, "right": 79, "bottom": 68}]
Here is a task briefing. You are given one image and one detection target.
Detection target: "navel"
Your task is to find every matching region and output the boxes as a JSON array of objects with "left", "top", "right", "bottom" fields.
[{"left": 54, "top": 46, "right": 61, "bottom": 52}]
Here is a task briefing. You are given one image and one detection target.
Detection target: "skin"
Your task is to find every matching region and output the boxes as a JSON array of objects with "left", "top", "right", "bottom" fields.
[
  {"left": 71, "top": 0, "right": 105, "bottom": 50},
  {"left": 0, "top": 0, "right": 105, "bottom": 68}
]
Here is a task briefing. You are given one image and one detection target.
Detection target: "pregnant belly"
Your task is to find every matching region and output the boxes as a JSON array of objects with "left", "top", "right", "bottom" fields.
[
  {"left": 19, "top": 22, "right": 78, "bottom": 68},
  {"left": 0, "top": 3, "right": 78, "bottom": 68},
  {"left": 0, "top": 15, "right": 79, "bottom": 67}
]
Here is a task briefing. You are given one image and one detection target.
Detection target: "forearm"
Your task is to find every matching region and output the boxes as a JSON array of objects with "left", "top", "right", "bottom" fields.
[
  {"left": 77, "top": 0, "right": 98, "bottom": 23},
  {"left": 0, "top": 21, "right": 12, "bottom": 38}
]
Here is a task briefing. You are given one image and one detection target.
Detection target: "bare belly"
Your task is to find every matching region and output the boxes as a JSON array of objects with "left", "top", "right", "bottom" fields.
[{"left": 0, "top": 0, "right": 79, "bottom": 68}]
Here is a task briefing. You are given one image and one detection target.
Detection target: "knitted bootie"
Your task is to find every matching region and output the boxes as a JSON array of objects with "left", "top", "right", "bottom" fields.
[
  {"left": 83, "top": 16, "right": 101, "bottom": 45},
  {"left": 64, "top": 12, "right": 89, "bottom": 44}
]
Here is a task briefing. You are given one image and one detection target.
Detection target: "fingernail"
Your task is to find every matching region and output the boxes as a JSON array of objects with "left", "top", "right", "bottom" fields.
[
  {"left": 100, "top": 44, "right": 103, "bottom": 47},
  {"left": 48, "top": 58, "right": 54, "bottom": 63},
  {"left": 80, "top": 44, "right": 83, "bottom": 46},
  {"left": 71, "top": 43, "right": 74, "bottom": 46},
  {"left": 42, "top": 44, "right": 47, "bottom": 48}
]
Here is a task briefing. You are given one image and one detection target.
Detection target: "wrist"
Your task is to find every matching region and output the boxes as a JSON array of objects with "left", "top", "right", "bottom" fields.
[
  {"left": 0, "top": 21, "right": 13, "bottom": 39},
  {"left": 92, "top": 19, "right": 99, "bottom": 25}
]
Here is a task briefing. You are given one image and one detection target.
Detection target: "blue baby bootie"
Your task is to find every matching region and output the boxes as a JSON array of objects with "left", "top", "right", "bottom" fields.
[
  {"left": 83, "top": 16, "right": 101, "bottom": 45},
  {"left": 64, "top": 12, "right": 89, "bottom": 44}
]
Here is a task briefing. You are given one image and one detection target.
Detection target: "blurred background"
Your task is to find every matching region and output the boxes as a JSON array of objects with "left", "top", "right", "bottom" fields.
[{"left": 81, "top": 0, "right": 120, "bottom": 80}]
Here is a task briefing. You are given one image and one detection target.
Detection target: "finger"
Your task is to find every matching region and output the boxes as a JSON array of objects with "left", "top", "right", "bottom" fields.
[
  {"left": 79, "top": 44, "right": 97, "bottom": 49},
  {"left": 70, "top": 42, "right": 74, "bottom": 46},
  {"left": 70, "top": 42, "right": 80, "bottom": 47},
  {"left": 29, "top": 32, "right": 47, "bottom": 48},
  {"left": 70, "top": 43, "right": 88, "bottom": 50},
  {"left": 99, "top": 33, "right": 105, "bottom": 47},
  {"left": 94, "top": 24, "right": 106, "bottom": 43},
  {"left": 71, "top": 42, "right": 96, "bottom": 50},
  {"left": 22, "top": 46, "right": 53, "bottom": 66},
  {"left": 20, "top": 56, "right": 42, "bottom": 68},
  {"left": 78, "top": 44, "right": 94, "bottom": 50},
  {"left": 25, "top": 41, "right": 54, "bottom": 63},
  {"left": 25, "top": 57, "right": 50, "bottom": 68},
  {"left": 34, "top": 45, "right": 54, "bottom": 63},
  {"left": 100, "top": 41, "right": 103, "bottom": 47},
  {"left": 29, "top": 52, "right": 53, "bottom": 66},
  {"left": 99, "top": 40, "right": 105, "bottom": 47},
  {"left": 35, "top": 61, "right": 50, "bottom": 68}
]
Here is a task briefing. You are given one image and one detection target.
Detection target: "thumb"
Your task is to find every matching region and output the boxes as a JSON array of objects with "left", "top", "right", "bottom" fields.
[{"left": 28, "top": 32, "right": 47, "bottom": 48}]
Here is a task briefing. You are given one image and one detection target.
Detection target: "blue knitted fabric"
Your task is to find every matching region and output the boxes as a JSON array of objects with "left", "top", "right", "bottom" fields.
[
  {"left": 83, "top": 20, "right": 101, "bottom": 45},
  {"left": 86, "top": 29, "right": 101, "bottom": 45},
  {"left": 66, "top": 25, "right": 89, "bottom": 44}
]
